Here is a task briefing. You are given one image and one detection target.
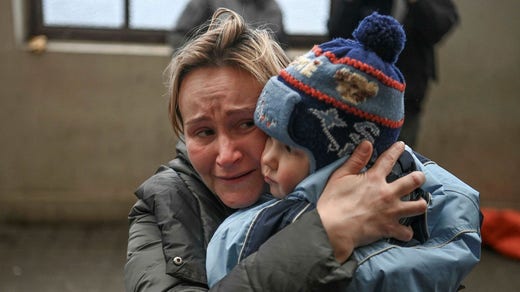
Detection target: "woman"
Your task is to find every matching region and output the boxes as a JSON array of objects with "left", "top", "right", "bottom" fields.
[{"left": 125, "top": 8, "right": 469, "bottom": 291}]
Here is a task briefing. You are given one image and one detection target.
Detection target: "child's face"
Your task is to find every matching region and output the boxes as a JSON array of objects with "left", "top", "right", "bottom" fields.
[{"left": 261, "top": 137, "right": 310, "bottom": 199}]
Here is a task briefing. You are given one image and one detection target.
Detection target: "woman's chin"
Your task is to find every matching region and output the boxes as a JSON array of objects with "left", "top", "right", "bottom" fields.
[
  {"left": 213, "top": 175, "right": 265, "bottom": 208},
  {"left": 217, "top": 188, "right": 263, "bottom": 209}
]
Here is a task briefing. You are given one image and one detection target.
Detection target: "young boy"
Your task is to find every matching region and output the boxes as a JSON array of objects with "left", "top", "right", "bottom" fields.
[{"left": 206, "top": 12, "right": 430, "bottom": 287}]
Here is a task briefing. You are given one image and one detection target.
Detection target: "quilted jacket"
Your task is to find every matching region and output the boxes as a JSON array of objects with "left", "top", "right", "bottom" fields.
[{"left": 124, "top": 141, "right": 357, "bottom": 291}]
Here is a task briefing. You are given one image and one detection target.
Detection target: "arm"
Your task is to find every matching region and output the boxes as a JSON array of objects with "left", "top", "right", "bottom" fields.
[
  {"left": 212, "top": 141, "right": 427, "bottom": 291},
  {"left": 126, "top": 186, "right": 357, "bottom": 292},
  {"left": 406, "top": 0, "right": 459, "bottom": 45},
  {"left": 125, "top": 199, "right": 180, "bottom": 291},
  {"left": 125, "top": 162, "right": 217, "bottom": 291},
  {"left": 318, "top": 141, "right": 428, "bottom": 261},
  {"left": 125, "top": 164, "right": 354, "bottom": 292},
  {"left": 345, "top": 149, "right": 482, "bottom": 291},
  {"left": 212, "top": 209, "right": 358, "bottom": 291},
  {"left": 126, "top": 141, "right": 427, "bottom": 291}
]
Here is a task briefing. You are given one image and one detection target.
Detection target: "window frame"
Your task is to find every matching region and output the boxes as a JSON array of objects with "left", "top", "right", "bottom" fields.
[{"left": 28, "top": 0, "right": 330, "bottom": 47}]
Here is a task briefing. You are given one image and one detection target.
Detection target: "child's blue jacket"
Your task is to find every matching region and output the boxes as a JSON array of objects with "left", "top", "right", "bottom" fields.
[{"left": 206, "top": 147, "right": 482, "bottom": 291}]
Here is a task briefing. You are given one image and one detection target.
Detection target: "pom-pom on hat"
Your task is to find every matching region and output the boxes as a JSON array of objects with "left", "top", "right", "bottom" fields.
[{"left": 255, "top": 12, "right": 406, "bottom": 173}]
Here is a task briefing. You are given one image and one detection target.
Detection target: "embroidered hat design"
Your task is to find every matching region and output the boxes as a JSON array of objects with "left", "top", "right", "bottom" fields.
[{"left": 255, "top": 12, "right": 406, "bottom": 172}]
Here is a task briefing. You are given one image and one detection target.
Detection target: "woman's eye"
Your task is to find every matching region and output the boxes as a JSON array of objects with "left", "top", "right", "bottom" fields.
[
  {"left": 196, "top": 129, "right": 214, "bottom": 137},
  {"left": 239, "top": 120, "right": 255, "bottom": 129}
]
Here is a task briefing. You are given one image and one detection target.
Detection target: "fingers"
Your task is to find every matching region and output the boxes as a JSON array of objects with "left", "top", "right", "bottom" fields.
[
  {"left": 391, "top": 225, "right": 414, "bottom": 242},
  {"left": 396, "top": 196, "right": 428, "bottom": 218},
  {"left": 368, "top": 140, "right": 426, "bottom": 201},
  {"left": 320, "top": 140, "right": 429, "bottom": 250},
  {"left": 370, "top": 141, "right": 405, "bottom": 178},
  {"left": 336, "top": 140, "right": 373, "bottom": 176},
  {"left": 392, "top": 198, "right": 428, "bottom": 242},
  {"left": 391, "top": 171, "right": 426, "bottom": 201}
]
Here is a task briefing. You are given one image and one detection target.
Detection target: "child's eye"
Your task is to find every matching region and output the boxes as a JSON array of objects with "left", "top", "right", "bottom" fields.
[{"left": 285, "top": 145, "right": 292, "bottom": 153}]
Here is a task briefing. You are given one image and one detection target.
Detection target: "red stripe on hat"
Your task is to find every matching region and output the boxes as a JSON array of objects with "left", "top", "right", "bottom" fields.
[
  {"left": 313, "top": 46, "right": 405, "bottom": 92},
  {"left": 280, "top": 69, "right": 404, "bottom": 129}
]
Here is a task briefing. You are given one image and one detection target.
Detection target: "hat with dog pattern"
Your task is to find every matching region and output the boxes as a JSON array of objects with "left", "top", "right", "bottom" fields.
[{"left": 255, "top": 12, "right": 406, "bottom": 172}]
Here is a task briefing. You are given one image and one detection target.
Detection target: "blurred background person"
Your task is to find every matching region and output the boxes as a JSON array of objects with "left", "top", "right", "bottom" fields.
[
  {"left": 170, "top": 0, "right": 287, "bottom": 47},
  {"left": 328, "top": 0, "right": 459, "bottom": 147}
]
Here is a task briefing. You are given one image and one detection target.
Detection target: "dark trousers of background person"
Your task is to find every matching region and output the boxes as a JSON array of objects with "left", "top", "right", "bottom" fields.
[{"left": 328, "top": 0, "right": 458, "bottom": 147}]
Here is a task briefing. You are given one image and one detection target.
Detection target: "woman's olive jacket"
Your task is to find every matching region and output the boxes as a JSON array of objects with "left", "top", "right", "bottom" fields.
[{"left": 124, "top": 141, "right": 356, "bottom": 291}]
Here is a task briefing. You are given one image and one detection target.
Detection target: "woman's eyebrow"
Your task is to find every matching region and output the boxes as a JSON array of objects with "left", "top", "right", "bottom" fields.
[
  {"left": 184, "top": 107, "right": 255, "bottom": 127},
  {"left": 184, "top": 115, "right": 209, "bottom": 127},
  {"left": 224, "top": 107, "right": 256, "bottom": 117}
]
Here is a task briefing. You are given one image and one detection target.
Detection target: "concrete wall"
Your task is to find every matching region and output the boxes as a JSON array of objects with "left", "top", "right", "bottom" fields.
[
  {"left": 0, "top": 0, "right": 519, "bottom": 223},
  {"left": 0, "top": 1, "right": 175, "bottom": 222},
  {"left": 417, "top": 0, "right": 520, "bottom": 210}
]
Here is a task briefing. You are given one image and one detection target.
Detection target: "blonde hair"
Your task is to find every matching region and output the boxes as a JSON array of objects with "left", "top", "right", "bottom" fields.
[{"left": 167, "top": 8, "right": 290, "bottom": 137}]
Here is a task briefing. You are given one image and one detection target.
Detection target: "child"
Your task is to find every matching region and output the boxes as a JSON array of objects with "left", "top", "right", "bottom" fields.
[{"left": 207, "top": 12, "right": 430, "bottom": 287}]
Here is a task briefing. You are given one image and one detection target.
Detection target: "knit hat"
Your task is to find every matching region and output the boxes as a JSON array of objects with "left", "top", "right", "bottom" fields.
[{"left": 255, "top": 12, "right": 406, "bottom": 173}]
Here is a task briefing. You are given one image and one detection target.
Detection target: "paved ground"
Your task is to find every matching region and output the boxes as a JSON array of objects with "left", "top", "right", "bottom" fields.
[
  {"left": 0, "top": 222, "right": 127, "bottom": 292},
  {"left": 0, "top": 222, "right": 519, "bottom": 292}
]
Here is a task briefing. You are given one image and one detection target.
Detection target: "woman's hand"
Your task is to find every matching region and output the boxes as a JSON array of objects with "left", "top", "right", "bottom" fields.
[{"left": 317, "top": 141, "right": 427, "bottom": 263}]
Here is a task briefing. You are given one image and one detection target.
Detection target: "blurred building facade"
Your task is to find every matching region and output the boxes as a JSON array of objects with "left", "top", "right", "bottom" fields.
[{"left": 0, "top": 0, "right": 519, "bottom": 223}]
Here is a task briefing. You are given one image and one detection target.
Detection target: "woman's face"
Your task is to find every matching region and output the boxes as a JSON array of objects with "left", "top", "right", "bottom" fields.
[{"left": 179, "top": 66, "right": 267, "bottom": 209}]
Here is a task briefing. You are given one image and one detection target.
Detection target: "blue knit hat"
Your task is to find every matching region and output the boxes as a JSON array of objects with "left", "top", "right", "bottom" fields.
[{"left": 255, "top": 12, "right": 406, "bottom": 173}]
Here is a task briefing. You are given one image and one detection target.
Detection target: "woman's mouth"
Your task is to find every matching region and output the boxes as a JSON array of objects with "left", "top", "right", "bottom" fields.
[{"left": 217, "top": 170, "right": 255, "bottom": 183}]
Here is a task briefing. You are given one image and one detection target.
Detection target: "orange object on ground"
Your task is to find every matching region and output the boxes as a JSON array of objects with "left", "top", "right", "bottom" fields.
[{"left": 481, "top": 207, "right": 520, "bottom": 260}]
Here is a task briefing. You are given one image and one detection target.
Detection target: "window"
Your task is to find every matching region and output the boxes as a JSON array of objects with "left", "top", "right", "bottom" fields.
[{"left": 29, "top": 0, "right": 330, "bottom": 47}]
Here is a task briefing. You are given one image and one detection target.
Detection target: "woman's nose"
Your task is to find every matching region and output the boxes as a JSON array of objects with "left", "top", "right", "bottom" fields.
[{"left": 215, "top": 135, "right": 242, "bottom": 167}]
